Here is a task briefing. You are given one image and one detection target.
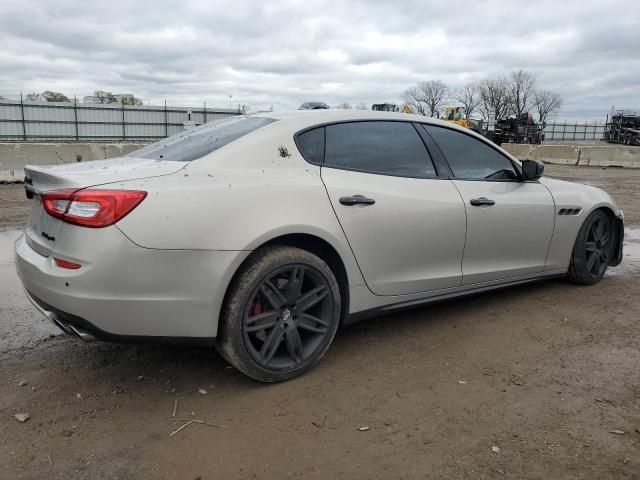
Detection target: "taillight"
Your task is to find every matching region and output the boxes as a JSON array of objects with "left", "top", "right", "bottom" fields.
[
  {"left": 54, "top": 258, "right": 81, "bottom": 269},
  {"left": 42, "top": 189, "right": 147, "bottom": 228}
]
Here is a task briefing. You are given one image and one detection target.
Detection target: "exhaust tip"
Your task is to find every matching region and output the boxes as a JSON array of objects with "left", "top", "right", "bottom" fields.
[{"left": 67, "top": 323, "right": 98, "bottom": 342}]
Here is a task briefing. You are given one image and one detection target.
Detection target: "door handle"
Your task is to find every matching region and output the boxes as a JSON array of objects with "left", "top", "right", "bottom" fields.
[
  {"left": 470, "top": 197, "right": 495, "bottom": 207},
  {"left": 339, "top": 195, "right": 376, "bottom": 206}
]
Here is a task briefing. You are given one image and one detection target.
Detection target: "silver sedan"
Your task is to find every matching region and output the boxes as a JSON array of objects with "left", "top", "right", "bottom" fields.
[{"left": 15, "top": 111, "right": 624, "bottom": 382}]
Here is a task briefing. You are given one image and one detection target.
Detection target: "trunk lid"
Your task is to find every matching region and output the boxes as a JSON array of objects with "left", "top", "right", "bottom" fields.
[
  {"left": 23, "top": 157, "right": 185, "bottom": 257},
  {"left": 24, "top": 157, "right": 186, "bottom": 192}
]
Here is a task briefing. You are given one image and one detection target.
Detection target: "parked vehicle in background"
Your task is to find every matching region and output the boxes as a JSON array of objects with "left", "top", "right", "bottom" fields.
[
  {"left": 15, "top": 110, "right": 623, "bottom": 382},
  {"left": 372, "top": 103, "right": 413, "bottom": 113},
  {"left": 372, "top": 103, "right": 399, "bottom": 112},
  {"left": 603, "top": 110, "right": 640, "bottom": 146},
  {"left": 489, "top": 112, "right": 545, "bottom": 145},
  {"left": 299, "top": 102, "right": 329, "bottom": 110}
]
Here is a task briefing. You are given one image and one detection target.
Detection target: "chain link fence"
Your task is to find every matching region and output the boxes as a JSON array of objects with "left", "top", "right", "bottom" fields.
[{"left": 542, "top": 122, "right": 606, "bottom": 142}]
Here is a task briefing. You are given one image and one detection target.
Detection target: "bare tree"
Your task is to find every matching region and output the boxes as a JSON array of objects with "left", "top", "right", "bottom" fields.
[
  {"left": 93, "top": 91, "right": 118, "bottom": 104},
  {"left": 355, "top": 102, "right": 368, "bottom": 110},
  {"left": 43, "top": 91, "right": 70, "bottom": 102},
  {"left": 335, "top": 102, "right": 352, "bottom": 109},
  {"left": 507, "top": 70, "right": 536, "bottom": 117},
  {"left": 422, "top": 80, "right": 448, "bottom": 117},
  {"left": 121, "top": 95, "right": 143, "bottom": 106},
  {"left": 402, "top": 86, "right": 427, "bottom": 116},
  {"left": 532, "top": 89, "right": 562, "bottom": 124},
  {"left": 403, "top": 80, "right": 448, "bottom": 117},
  {"left": 478, "top": 77, "right": 511, "bottom": 121},
  {"left": 453, "top": 83, "right": 481, "bottom": 118},
  {"left": 25, "top": 91, "right": 70, "bottom": 102}
]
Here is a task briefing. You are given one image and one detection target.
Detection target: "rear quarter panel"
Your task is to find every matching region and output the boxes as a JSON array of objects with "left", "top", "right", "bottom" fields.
[{"left": 110, "top": 130, "right": 365, "bottom": 288}]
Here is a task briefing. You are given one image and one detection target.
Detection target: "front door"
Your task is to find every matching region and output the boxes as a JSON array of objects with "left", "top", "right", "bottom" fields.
[{"left": 424, "top": 124, "right": 555, "bottom": 285}]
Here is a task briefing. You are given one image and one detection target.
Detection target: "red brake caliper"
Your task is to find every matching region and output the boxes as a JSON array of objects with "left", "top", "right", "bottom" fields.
[{"left": 250, "top": 299, "right": 263, "bottom": 316}]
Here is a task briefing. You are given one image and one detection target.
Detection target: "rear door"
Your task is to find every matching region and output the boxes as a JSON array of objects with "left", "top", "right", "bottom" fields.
[
  {"left": 423, "top": 124, "right": 555, "bottom": 285},
  {"left": 303, "top": 121, "right": 467, "bottom": 296}
]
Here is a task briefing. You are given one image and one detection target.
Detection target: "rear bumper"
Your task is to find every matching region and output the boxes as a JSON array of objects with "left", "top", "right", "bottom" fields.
[
  {"left": 24, "top": 289, "right": 215, "bottom": 345},
  {"left": 14, "top": 227, "right": 249, "bottom": 339}
]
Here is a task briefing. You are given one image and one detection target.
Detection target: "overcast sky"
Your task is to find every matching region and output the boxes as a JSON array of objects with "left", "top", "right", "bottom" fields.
[{"left": 0, "top": 0, "right": 638, "bottom": 120}]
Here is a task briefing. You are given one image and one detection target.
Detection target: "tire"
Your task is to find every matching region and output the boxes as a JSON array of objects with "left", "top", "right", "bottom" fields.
[
  {"left": 216, "top": 245, "right": 341, "bottom": 382},
  {"left": 568, "top": 210, "right": 614, "bottom": 285}
]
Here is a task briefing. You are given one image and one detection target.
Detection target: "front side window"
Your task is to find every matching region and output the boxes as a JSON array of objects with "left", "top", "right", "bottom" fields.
[
  {"left": 324, "top": 121, "right": 436, "bottom": 178},
  {"left": 425, "top": 125, "right": 518, "bottom": 181},
  {"left": 131, "top": 116, "right": 276, "bottom": 162}
]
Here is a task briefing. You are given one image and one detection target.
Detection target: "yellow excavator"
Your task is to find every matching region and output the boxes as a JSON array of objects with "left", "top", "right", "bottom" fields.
[
  {"left": 443, "top": 105, "right": 484, "bottom": 134},
  {"left": 443, "top": 105, "right": 471, "bottom": 128}
]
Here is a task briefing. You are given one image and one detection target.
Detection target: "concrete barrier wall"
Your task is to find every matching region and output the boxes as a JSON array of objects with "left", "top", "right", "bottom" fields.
[
  {"left": 503, "top": 143, "right": 640, "bottom": 168},
  {"left": 3, "top": 141, "right": 640, "bottom": 182},
  {"left": 578, "top": 146, "right": 640, "bottom": 168},
  {"left": 0, "top": 142, "right": 147, "bottom": 182}
]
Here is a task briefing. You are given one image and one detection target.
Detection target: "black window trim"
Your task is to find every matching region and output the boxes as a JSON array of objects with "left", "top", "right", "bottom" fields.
[
  {"left": 418, "top": 123, "right": 532, "bottom": 183},
  {"left": 293, "top": 119, "right": 449, "bottom": 180}
]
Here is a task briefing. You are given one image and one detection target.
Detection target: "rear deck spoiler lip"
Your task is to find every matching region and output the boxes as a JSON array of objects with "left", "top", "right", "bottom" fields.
[{"left": 24, "top": 180, "right": 40, "bottom": 199}]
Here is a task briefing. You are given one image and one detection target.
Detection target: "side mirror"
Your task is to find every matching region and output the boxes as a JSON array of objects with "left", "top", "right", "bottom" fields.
[{"left": 521, "top": 159, "right": 544, "bottom": 180}]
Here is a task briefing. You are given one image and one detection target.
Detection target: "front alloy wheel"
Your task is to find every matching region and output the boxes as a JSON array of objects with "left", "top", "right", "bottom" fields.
[
  {"left": 584, "top": 214, "right": 611, "bottom": 277},
  {"left": 568, "top": 210, "right": 614, "bottom": 285}
]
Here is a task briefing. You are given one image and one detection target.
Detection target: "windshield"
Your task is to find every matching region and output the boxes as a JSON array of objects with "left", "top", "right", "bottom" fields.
[{"left": 130, "top": 116, "right": 277, "bottom": 162}]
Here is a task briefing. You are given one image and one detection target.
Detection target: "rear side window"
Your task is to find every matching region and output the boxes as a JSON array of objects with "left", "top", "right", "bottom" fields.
[
  {"left": 324, "top": 121, "right": 436, "bottom": 178},
  {"left": 296, "top": 127, "right": 324, "bottom": 165},
  {"left": 131, "top": 116, "right": 277, "bottom": 162},
  {"left": 425, "top": 125, "right": 518, "bottom": 180}
]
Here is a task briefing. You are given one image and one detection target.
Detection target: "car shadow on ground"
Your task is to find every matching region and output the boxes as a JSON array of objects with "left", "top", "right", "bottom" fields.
[{"left": 8, "top": 277, "right": 569, "bottom": 391}]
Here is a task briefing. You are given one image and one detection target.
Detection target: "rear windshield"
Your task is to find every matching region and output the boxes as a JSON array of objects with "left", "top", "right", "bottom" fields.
[{"left": 130, "top": 116, "right": 277, "bottom": 162}]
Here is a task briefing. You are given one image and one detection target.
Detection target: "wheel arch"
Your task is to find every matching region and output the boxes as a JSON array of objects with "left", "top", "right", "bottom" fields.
[
  {"left": 217, "top": 232, "right": 352, "bottom": 336},
  {"left": 570, "top": 204, "right": 623, "bottom": 268},
  {"left": 582, "top": 205, "right": 623, "bottom": 267}
]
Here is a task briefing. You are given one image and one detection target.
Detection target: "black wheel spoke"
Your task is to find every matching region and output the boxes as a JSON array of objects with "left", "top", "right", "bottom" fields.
[
  {"left": 260, "top": 327, "right": 284, "bottom": 363},
  {"left": 284, "top": 326, "right": 303, "bottom": 363},
  {"left": 297, "top": 313, "right": 329, "bottom": 334},
  {"left": 261, "top": 281, "right": 286, "bottom": 310},
  {"left": 286, "top": 267, "right": 304, "bottom": 303},
  {"left": 246, "top": 311, "right": 279, "bottom": 333},
  {"left": 585, "top": 241, "right": 597, "bottom": 252},
  {"left": 594, "top": 219, "right": 604, "bottom": 239},
  {"left": 296, "top": 286, "right": 328, "bottom": 312},
  {"left": 600, "top": 232, "right": 610, "bottom": 246},
  {"left": 242, "top": 262, "right": 336, "bottom": 371},
  {"left": 247, "top": 310, "right": 278, "bottom": 326},
  {"left": 587, "top": 252, "right": 598, "bottom": 272}
]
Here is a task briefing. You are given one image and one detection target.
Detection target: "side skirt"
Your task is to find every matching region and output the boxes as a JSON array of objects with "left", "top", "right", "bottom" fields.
[{"left": 345, "top": 272, "right": 566, "bottom": 324}]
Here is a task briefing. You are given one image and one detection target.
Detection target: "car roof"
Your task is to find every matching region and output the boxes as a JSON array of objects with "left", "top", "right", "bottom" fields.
[
  {"left": 251, "top": 109, "right": 486, "bottom": 140},
  {"left": 256, "top": 109, "right": 463, "bottom": 129}
]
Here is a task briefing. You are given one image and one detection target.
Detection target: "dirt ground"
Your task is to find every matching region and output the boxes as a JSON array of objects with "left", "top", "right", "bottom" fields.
[{"left": 1, "top": 165, "right": 639, "bottom": 480}]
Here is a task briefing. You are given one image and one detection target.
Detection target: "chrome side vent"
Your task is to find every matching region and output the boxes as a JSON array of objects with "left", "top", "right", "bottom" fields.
[{"left": 558, "top": 208, "right": 582, "bottom": 216}]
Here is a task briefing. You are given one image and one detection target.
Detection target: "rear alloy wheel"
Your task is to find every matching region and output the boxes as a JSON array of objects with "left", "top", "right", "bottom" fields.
[
  {"left": 217, "top": 246, "right": 341, "bottom": 382},
  {"left": 568, "top": 210, "right": 613, "bottom": 285}
]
